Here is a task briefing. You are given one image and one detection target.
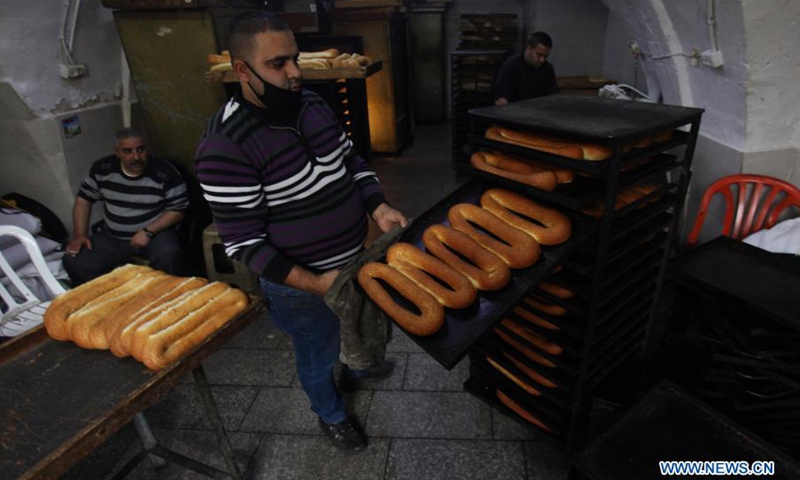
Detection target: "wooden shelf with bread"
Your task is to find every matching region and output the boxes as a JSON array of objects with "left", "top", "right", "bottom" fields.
[
  {"left": 206, "top": 48, "right": 383, "bottom": 83},
  {"left": 454, "top": 94, "right": 704, "bottom": 452}
]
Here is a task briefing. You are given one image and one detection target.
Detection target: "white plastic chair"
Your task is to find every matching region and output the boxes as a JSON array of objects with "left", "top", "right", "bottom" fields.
[{"left": 0, "top": 225, "right": 66, "bottom": 337}]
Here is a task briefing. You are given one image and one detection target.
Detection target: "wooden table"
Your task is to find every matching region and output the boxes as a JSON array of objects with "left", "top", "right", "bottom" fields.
[{"left": 0, "top": 297, "right": 265, "bottom": 479}]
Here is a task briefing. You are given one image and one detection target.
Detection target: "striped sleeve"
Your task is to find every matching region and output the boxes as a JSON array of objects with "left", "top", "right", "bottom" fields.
[
  {"left": 162, "top": 162, "right": 190, "bottom": 212},
  {"left": 76, "top": 162, "right": 103, "bottom": 203},
  {"left": 195, "top": 134, "right": 294, "bottom": 282},
  {"left": 317, "top": 98, "right": 387, "bottom": 214}
]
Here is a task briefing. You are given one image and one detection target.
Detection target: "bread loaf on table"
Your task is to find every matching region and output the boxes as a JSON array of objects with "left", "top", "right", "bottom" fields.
[
  {"left": 44, "top": 264, "right": 152, "bottom": 341},
  {"left": 126, "top": 282, "right": 230, "bottom": 362},
  {"left": 140, "top": 286, "right": 250, "bottom": 370},
  {"left": 67, "top": 270, "right": 168, "bottom": 349},
  {"left": 108, "top": 276, "right": 209, "bottom": 358}
]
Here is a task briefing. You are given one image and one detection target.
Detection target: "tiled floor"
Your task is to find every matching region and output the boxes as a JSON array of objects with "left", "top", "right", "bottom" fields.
[{"left": 63, "top": 123, "right": 572, "bottom": 480}]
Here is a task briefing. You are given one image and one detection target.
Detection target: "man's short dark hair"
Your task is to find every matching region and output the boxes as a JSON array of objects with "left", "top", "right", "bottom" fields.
[
  {"left": 527, "top": 31, "right": 553, "bottom": 49},
  {"left": 228, "top": 11, "right": 291, "bottom": 62},
  {"left": 114, "top": 127, "right": 144, "bottom": 144}
]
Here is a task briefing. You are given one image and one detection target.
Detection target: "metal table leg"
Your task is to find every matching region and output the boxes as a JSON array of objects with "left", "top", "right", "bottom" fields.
[{"left": 193, "top": 363, "right": 242, "bottom": 480}]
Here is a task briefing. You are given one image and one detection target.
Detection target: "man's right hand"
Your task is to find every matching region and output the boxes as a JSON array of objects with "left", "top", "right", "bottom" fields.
[{"left": 66, "top": 235, "right": 92, "bottom": 257}]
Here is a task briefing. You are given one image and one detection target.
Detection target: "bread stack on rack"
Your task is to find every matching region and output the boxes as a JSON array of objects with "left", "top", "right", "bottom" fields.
[
  {"left": 206, "top": 48, "right": 372, "bottom": 72},
  {"left": 43, "top": 264, "right": 250, "bottom": 370}
]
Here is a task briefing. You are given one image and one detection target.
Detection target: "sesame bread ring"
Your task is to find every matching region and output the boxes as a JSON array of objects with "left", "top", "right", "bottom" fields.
[
  {"left": 447, "top": 203, "right": 541, "bottom": 269},
  {"left": 480, "top": 188, "right": 572, "bottom": 246},
  {"left": 497, "top": 389, "right": 553, "bottom": 432},
  {"left": 512, "top": 306, "right": 559, "bottom": 331},
  {"left": 538, "top": 281, "right": 575, "bottom": 300},
  {"left": 470, "top": 151, "right": 558, "bottom": 191},
  {"left": 386, "top": 243, "right": 477, "bottom": 309},
  {"left": 500, "top": 351, "right": 558, "bottom": 388},
  {"left": 495, "top": 328, "right": 556, "bottom": 368},
  {"left": 422, "top": 224, "right": 510, "bottom": 291},
  {"left": 486, "top": 356, "right": 541, "bottom": 396},
  {"left": 358, "top": 262, "right": 445, "bottom": 337},
  {"left": 523, "top": 296, "right": 567, "bottom": 316},
  {"left": 500, "top": 319, "right": 563, "bottom": 356}
]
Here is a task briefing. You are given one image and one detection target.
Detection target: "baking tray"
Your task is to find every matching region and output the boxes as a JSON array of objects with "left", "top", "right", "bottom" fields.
[
  {"left": 668, "top": 236, "right": 800, "bottom": 331},
  {"left": 507, "top": 298, "right": 585, "bottom": 341},
  {"left": 479, "top": 332, "right": 576, "bottom": 393},
  {"left": 572, "top": 380, "right": 800, "bottom": 480},
  {"left": 360, "top": 180, "right": 592, "bottom": 370},
  {"left": 469, "top": 353, "right": 571, "bottom": 419},
  {"left": 494, "top": 319, "right": 578, "bottom": 374},
  {"left": 464, "top": 361, "right": 565, "bottom": 443},
  {"left": 468, "top": 94, "right": 703, "bottom": 144},
  {"left": 458, "top": 151, "right": 679, "bottom": 211},
  {"left": 469, "top": 349, "right": 572, "bottom": 409},
  {"left": 0, "top": 297, "right": 265, "bottom": 480}
]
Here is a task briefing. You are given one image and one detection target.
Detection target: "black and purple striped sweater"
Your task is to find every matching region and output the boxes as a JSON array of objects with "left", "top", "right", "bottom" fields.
[{"left": 195, "top": 90, "right": 387, "bottom": 283}]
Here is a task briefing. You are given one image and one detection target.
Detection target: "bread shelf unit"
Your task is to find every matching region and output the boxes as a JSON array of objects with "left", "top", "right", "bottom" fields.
[
  {"left": 459, "top": 94, "right": 704, "bottom": 452},
  {"left": 450, "top": 50, "right": 508, "bottom": 167}
]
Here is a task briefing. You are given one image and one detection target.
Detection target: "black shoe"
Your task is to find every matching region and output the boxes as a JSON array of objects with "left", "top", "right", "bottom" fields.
[
  {"left": 318, "top": 418, "right": 367, "bottom": 452},
  {"left": 339, "top": 359, "right": 395, "bottom": 391}
]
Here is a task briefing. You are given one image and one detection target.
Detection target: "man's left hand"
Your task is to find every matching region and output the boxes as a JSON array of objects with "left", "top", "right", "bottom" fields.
[
  {"left": 372, "top": 203, "right": 408, "bottom": 233},
  {"left": 130, "top": 230, "right": 151, "bottom": 249}
]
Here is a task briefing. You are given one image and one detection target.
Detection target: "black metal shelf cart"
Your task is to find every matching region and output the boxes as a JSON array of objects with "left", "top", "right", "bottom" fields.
[{"left": 458, "top": 94, "right": 704, "bottom": 452}]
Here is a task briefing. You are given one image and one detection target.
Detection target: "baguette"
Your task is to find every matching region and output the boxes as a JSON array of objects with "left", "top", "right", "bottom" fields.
[
  {"left": 512, "top": 306, "right": 559, "bottom": 331},
  {"left": 496, "top": 389, "right": 552, "bottom": 432},
  {"left": 470, "top": 151, "right": 558, "bottom": 191},
  {"left": 500, "top": 319, "right": 563, "bottom": 356},
  {"left": 210, "top": 62, "right": 232, "bottom": 73},
  {"left": 207, "top": 53, "right": 231, "bottom": 65},
  {"left": 330, "top": 52, "right": 350, "bottom": 68},
  {"left": 96, "top": 275, "right": 189, "bottom": 350},
  {"left": 67, "top": 270, "right": 167, "bottom": 349},
  {"left": 298, "top": 58, "right": 331, "bottom": 69},
  {"left": 109, "top": 277, "right": 210, "bottom": 358},
  {"left": 495, "top": 328, "right": 555, "bottom": 368},
  {"left": 44, "top": 264, "right": 151, "bottom": 341},
  {"left": 500, "top": 351, "right": 558, "bottom": 388},
  {"left": 127, "top": 282, "right": 230, "bottom": 362},
  {"left": 141, "top": 287, "right": 249, "bottom": 370},
  {"left": 486, "top": 356, "right": 541, "bottom": 396},
  {"left": 486, "top": 126, "right": 612, "bottom": 161},
  {"left": 298, "top": 48, "right": 340, "bottom": 59}
]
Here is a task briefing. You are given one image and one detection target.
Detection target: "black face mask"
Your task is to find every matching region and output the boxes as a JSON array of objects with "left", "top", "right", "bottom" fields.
[{"left": 244, "top": 60, "right": 302, "bottom": 114}]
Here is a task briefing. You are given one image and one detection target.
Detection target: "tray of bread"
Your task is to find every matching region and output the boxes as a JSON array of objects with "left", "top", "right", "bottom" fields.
[
  {"left": 40, "top": 265, "right": 258, "bottom": 371},
  {"left": 206, "top": 48, "right": 382, "bottom": 83},
  {"left": 356, "top": 180, "right": 594, "bottom": 369},
  {"left": 464, "top": 138, "right": 681, "bottom": 210}
]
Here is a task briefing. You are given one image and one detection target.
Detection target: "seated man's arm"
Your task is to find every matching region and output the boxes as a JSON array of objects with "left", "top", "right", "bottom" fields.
[
  {"left": 67, "top": 197, "right": 93, "bottom": 255},
  {"left": 493, "top": 59, "right": 516, "bottom": 105},
  {"left": 130, "top": 163, "right": 190, "bottom": 248}
]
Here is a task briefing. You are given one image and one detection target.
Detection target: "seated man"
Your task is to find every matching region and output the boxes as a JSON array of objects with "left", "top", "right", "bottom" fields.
[
  {"left": 62, "top": 128, "right": 189, "bottom": 285},
  {"left": 493, "top": 31, "right": 559, "bottom": 105}
]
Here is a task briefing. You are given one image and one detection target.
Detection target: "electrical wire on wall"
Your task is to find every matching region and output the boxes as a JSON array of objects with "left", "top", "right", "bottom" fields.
[
  {"left": 627, "top": 0, "right": 723, "bottom": 70},
  {"left": 59, "top": 0, "right": 85, "bottom": 79}
]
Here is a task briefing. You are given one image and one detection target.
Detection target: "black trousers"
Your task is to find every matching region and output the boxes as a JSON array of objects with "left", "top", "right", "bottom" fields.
[{"left": 62, "top": 228, "right": 185, "bottom": 285}]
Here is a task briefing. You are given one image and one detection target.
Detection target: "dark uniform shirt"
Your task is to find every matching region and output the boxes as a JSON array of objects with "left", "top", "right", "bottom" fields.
[{"left": 493, "top": 54, "right": 559, "bottom": 103}]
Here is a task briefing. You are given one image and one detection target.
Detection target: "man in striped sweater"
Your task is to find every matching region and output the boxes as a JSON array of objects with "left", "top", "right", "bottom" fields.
[
  {"left": 195, "top": 12, "right": 407, "bottom": 452},
  {"left": 63, "top": 128, "right": 189, "bottom": 285}
]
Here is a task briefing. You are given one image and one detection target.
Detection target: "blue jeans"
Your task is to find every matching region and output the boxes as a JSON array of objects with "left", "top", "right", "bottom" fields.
[{"left": 260, "top": 278, "right": 347, "bottom": 424}]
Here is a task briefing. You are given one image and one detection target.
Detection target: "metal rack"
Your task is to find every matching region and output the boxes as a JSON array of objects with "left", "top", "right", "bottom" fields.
[
  {"left": 450, "top": 50, "right": 508, "bottom": 166},
  {"left": 458, "top": 94, "right": 704, "bottom": 451}
]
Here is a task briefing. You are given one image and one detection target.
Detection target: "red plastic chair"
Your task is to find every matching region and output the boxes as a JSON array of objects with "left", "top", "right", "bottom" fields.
[{"left": 687, "top": 174, "right": 800, "bottom": 249}]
